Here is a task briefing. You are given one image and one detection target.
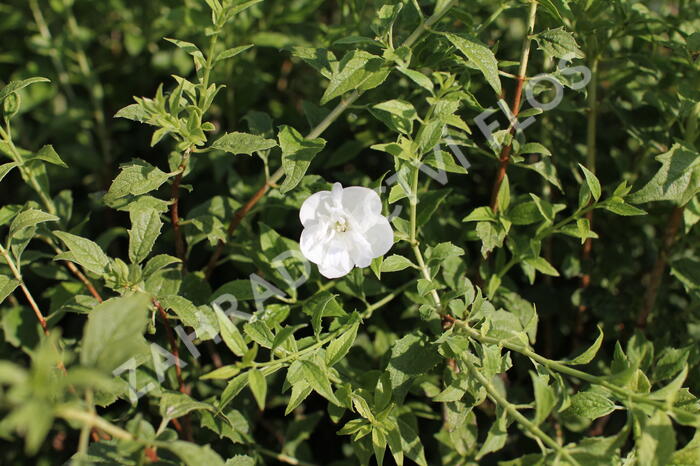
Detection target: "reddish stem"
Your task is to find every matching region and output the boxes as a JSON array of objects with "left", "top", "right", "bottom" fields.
[{"left": 636, "top": 205, "right": 684, "bottom": 328}]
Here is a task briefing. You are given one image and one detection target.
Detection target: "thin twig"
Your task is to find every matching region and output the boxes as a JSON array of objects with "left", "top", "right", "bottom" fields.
[
  {"left": 0, "top": 244, "right": 49, "bottom": 335},
  {"left": 152, "top": 298, "right": 192, "bottom": 440},
  {"left": 171, "top": 149, "right": 191, "bottom": 267},
  {"left": 636, "top": 205, "right": 684, "bottom": 328},
  {"left": 489, "top": 0, "right": 538, "bottom": 212},
  {"left": 574, "top": 57, "right": 599, "bottom": 344},
  {"left": 463, "top": 356, "right": 581, "bottom": 465}
]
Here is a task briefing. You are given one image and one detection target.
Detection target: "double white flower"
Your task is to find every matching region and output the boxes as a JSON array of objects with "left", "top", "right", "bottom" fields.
[{"left": 299, "top": 183, "right": 394, "bottom": 278}]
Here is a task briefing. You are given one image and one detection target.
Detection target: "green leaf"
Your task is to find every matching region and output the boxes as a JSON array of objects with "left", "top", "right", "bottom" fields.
[
  {"left": 321, "top": 50, "right": 390, "bottom": 104},
  {"left": 285, "top": 381, "right": 313, "bottom": 415},
  {"left": 215, "top": 44, "right": 254, "bottom": 61},
  {"left": 444, "top": 33, "right": 501, "bottom": 95},
  {"left": 30, "top": 145, "right": 68, "bottom": 168},
  {"left": 277, "top": 125, "right": 326, "bottom": 193},
  {"left": 534, "top": 28, "right": 584, "bottom": 59},
  {"left": 298, "top": 359, "right": 340, "bottom": 405},
  {"left": 387, "top": 332, "right": 441, "bottom": 403},
  {"left": 164, "top": 38, "right": 205, "bottom": 67},
  {"left": 54, "top": 231, "right": 111, "bottom": 276},
  {"left": 531, "top": 373, "right": 556, "bottom": 425},
  {"left": 638, "top": 410, "right": 676, "bottom": 466},
  {"left": 497, "top": 175, "right": 511, "bottom": 212},
  {"left": 160, "top": 441, "right": 225, "bottom": 466},
  {"left": 579, "top": 164, "right": 602, "bottom": 201},
  {"left": 213, "top": 306, "right": 247, "bottom": 357},
  {"left": 0, "top": 275, "right": 19, "bottom": 305},
  {"left": 114, "top": 103, "right": 147, "bottom": 122},
  {"left": 670, "top": 429, "right": 700, "bottom": 465},
  {"left": 380, "top": 255, "right": 415, "bottom": 272},
  {"left": 369, "top": 100, "right": 418, "bottom": 135},
  {"left": 219, "top": 373, "right": 250, "bottom": 410},
  {"left": 566, "top": 325, "right": 604, "bottom": 365},
  {"left": 128, "top": 208, "right": 163, "bottom": 264},
  {"left": 0, "top": 77, "right": 50, "bottom": 103},
  {"left": 247, "top": 369, "right": 267, "bottom": 410},
  {"left": 396, "top": 67, "right": 434, "bottom": 93},
  {"left": 325, "top": 319, "right": 360, "bottom": 367},
  {"left": 629, "top": 143, "right": 700, "bottom": 206},
  {"left": 397, "top": 414, "right": 427, "bottom": 466},
  {"left": 160, "top": 392, "right": 213, "bottom": 422},
  {"left": 9, "top": 209, "right": 58, "bottom": 238},
  {"left": 210, "top": 131, "right": 277, "bottom": 155},
  {"left": 567, "top": 391, "right": 616, "bottom": 419},
  {"left": 80, "top": 294, "right": 150, "bottom": 372},
  {"left": 104, "top": 160, "right": 173, "bottom": 204},
  {"left": 0, "top": 162, "right": 19, "bottom": 183}
]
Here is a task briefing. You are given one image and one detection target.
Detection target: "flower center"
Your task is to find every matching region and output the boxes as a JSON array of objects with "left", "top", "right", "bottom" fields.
[{"left": 333, "top": 216, "right": 349, "bottom": 233}]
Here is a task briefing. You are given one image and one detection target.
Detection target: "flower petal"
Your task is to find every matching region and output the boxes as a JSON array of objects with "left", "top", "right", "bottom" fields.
[
  {"left": 364, "top": 216, "right": 394, "bottom": 258},
  {"left": 341, "top": 187, "right": 384, "bottom": 232},
  {"left": 299, "top": 190, "right": 332, "bottom": 226},
  {"left": 347, "top": 230, "right": 374, "bottom": 268},
  {"left": 299, "top": 223, "right": 328, "bottom": 264},
  {"left": 317, "top": 239, "right": 354, "bottom": 278}
]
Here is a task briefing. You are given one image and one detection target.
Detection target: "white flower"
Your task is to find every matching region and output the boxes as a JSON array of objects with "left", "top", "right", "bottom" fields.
[{"left": 299, "top": 182, "right": 394, "bottom": 279}]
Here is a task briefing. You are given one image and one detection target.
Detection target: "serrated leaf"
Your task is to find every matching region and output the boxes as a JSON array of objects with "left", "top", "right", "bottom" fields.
[
  {"left": 321, "top": 50, "right": 390, "bottom": 104},
  {"left": 298, "top": 359, "right": 340, "bottom": 405},
  {"left": 160, "top": 392, "right": 213, "bottom": 422},
  {"left": 629, "top": 143, "right": 700, "bottom": 206},
  {"left": 54, "top": 231, "right": 111, "bottom": 275},
  {"left": 535, "top": 28, "right": 584, "bottom": 59},
  {"left": 104, "top": 160, "right": 173, "bottom": 203},
  {"left": 160, "top": 441, "right": 225, "bottom": 466},
  {"left": 380, "top": 255, "right": 415, "bottom": 272},
  {"left": 210, "top": 132, "right": 277, "bottom": 155},
  {"left": 567, "top": 391, "right": 616, "bottom": 419},
  {"left": 369, "top": 100, "right": 418, "bottom": 135},
  {"left": 9, "top": 209, "right": 58, "bottom": 238},
  {"left": 277, "top": 125, "right": 326, "bottom": 193},
  {"left": 445, "top": 33, "right": 501, "bottom": 95},
  {"left": 114, "top": 103, "right": 147, "bottom": 122},
  {"left": 638, "top": 410, "right": 676, "bottom": 466},
  {"left": 80, "top": 294, "right": 150, "bottom": 372},
  {"left": 30, "top": 145, "right": 67, "bottom": 168},
  {"left": 0, "top": 77, "right": 50, "bottom": 103},
  {"left": 128, "top": 208, "right": 162, "bottom": 264},
  {"left": 0, "top": 275, "right": 19, "bottom": 305}
]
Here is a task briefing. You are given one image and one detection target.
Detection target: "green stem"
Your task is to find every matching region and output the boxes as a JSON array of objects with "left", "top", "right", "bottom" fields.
[
  {"left": 28, "top": 0, "right": 75, "bottom": 99},
  {"left": 403, "top": 0, "right": 458, "bottom": 48},
  {"left": 256, "top": 447, "right": 318, "bottom": 466},
  {"left": 463, "top": 357, "right": 581, "bottom": 465},
  {"left": 65, "top": 7, "right": 112, "bottom": 167},
  {"left": 455, "top": 321, "right": 691, "bottom": 419},
  {"left": 0, "top": 126, "right": 56, "bottom": 215},
  {"left": 476, "top": 3, "right": 509, "bottom": 34},
  {"left": 586, "top": 58, "right": 600, "bottom": 174},
  {"left": 0, "top": 243, "right": 49, "bottom": 335},
  {"left": 57, "top": 407, "right": 135, "bottom": 441},
  {"left": 77, "top": 389, "right": 94, "bottom": 458},
  {"left": 248, "top": 283, "right": 412, "bottom": 370}
]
